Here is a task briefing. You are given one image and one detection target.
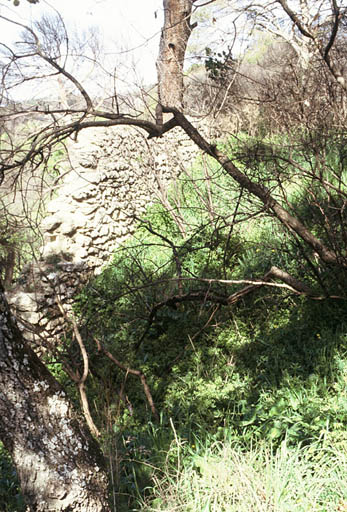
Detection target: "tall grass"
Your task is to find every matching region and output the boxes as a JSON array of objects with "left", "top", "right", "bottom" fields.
[{"left": 135, "top": 430, "right": 347, "bottom": 512}]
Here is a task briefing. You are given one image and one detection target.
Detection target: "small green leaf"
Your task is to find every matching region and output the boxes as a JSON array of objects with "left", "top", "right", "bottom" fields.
[{"left": 267, "top": 426, "right": 282, "bottom": 440}]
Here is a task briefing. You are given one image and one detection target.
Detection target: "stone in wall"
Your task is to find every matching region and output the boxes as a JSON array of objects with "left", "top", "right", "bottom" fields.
[
  {"left": 7, "top": 124, "right": 201, "bottom": 346},
  {"left": 40, "top": 125, "right": 199, "bottom": 270},
  {"left": 6, "top": 258, "right": 93, "bottom": 351}
]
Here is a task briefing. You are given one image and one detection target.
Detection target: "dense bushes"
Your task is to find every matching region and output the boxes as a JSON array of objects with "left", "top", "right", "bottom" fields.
[
  {"left": 1, "top": 131, "right": 346, "bottom": 510},
  {"left": 69, "top": 132, "right": 347, "bottom": 509}
]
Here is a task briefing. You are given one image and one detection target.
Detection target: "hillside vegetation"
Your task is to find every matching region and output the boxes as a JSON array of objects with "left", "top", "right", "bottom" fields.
[
  {"left": 70, "top": 130, "right": 346, "bottom": 511},
  {"left": 1, "top": 123, "right": 346, "bottom": 511},
  {"left": 0, "top": 7, "right": 346, "bottom": 509}
]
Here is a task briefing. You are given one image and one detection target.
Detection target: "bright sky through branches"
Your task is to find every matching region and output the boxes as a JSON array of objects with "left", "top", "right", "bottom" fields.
[
  {"left": 0, "top": 0, "right": 163, "bottom": 84},
  {"left": 0, "top": 0, "right": 253, "bottom": 101}
]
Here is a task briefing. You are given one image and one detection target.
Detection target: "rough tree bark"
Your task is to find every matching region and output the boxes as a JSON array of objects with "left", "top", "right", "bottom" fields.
[
  {"left": 0, "top": 244, "right": 15, "bottom": 288},
  {"left": 156, "top": 0, "right": 195, "bottom": 121},
  {"left": 0, "top": 284, "right": 110, "bottom": 512}
]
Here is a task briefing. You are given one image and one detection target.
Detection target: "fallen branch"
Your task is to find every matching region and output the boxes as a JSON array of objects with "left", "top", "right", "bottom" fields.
[{"left": 135, "top": 265, "right": 345, "bottom": 349}]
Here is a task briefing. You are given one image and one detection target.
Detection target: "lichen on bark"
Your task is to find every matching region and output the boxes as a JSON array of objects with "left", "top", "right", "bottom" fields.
[{"left": 0, "top": 284, "right": 110, "bottom": 511}]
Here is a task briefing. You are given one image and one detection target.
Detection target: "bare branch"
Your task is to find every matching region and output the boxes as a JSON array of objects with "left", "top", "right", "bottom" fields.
[
  {"left": 0, "top": 14, "right": 94, "bottom": 110},
  {"left": 324, "top": 0, "right": 341, "bottom": 58},
  {"left": 94, "top": 338, "right": 159, "bottom": 421},
  {"left": 55, "top": 298, "right": 100, "bottom": 437},
  {"left": 276, "top": 0, "right": 314, "bottom": 39}
]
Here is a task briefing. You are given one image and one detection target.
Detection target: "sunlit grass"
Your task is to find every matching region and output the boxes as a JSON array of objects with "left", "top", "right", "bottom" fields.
[{"left": 136, "top": 433, "right": 347, "bottom": 511}]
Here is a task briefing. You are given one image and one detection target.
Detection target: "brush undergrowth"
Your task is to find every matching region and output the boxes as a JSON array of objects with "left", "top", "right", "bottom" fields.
[
  {"left": 1, "top": 131, "right": 346, "bottom": 511},
  {"left": 84, "top": 131, "right": 346, "bottom": 511}
]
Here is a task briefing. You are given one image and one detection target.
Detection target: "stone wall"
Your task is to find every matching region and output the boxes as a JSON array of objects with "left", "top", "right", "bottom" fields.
[
  {"left": 6, "top": 125, "right": 200, "bottom": 345},
  {"left": 41, "top": 126, "right": 198, "bottom": 268}
]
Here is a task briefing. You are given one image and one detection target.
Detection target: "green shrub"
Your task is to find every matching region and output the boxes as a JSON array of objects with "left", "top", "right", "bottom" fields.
[
  {"left": 0, "top": 444, "right": 25, "bottom": 512},
  {"left": 71, "top": 131, "right": 347, "bottom": 509}
]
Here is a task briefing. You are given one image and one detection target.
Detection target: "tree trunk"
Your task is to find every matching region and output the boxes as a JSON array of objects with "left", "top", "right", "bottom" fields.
[
  {"left": 156, "top": 0, "right": 194, "bottom": 121},
  {"left": 0, "top": 284, "right": 111, "bottom": 512}
]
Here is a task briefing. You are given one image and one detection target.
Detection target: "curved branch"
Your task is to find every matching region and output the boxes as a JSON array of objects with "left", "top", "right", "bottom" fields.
[
  {"left": 94, "top": 338, "right": 159, "bottom": 421},
  {"left": 55, "top": 297, "right": 100, "bottom": 438},
  {"left": 134, "top": 265, "right": 345, "bottom": 349},
  {"left": 0, "top": 114, "right": 178, "bottom": 174},
  {"left": 274, "top": 1, "right": 346, "bottom": 90},
  {"left": 0, "top": 14, "right": 93, "bottom": 111},
  {"left": 324, "top": 0, "right": 340, "bottom": 59},
  {"left": 276, "top": 0, "right": 314, "bottom": 39}
]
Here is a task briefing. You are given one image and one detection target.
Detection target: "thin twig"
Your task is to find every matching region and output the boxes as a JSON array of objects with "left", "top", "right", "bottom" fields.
[{"left": 94, "top": 337, "right": 159, "bottom": 421}]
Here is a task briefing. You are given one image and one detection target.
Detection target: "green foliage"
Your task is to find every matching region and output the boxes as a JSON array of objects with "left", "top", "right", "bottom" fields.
[
  {"left": 0, "top": 129, "right": 338, "bottom": 510},
  {"left": 0, "top": 444, "right": 25, "bottom": 512},
  {"left": 76, "top": 136, "right": 345, "bottom": 413},
  {"left": 1, "top": 5, "right": 346, "bottom": 508},
  {"left": 46, "top": 146, "right": 66, "bottom": 179},
  {"left": 137, "top": 435, "right": 347, "bottom": 511},
  {"left": 86, "top": 133, "right": 346, "bottom": 510},
  {"left": 204, "top": 47, "right": 233, "bottom": 82},
  {"left": 2, "top": 133, "right": 345, "bottom": 510},
  {"left": 67, "top": 131, "right": 347, "bottom": 511}
]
